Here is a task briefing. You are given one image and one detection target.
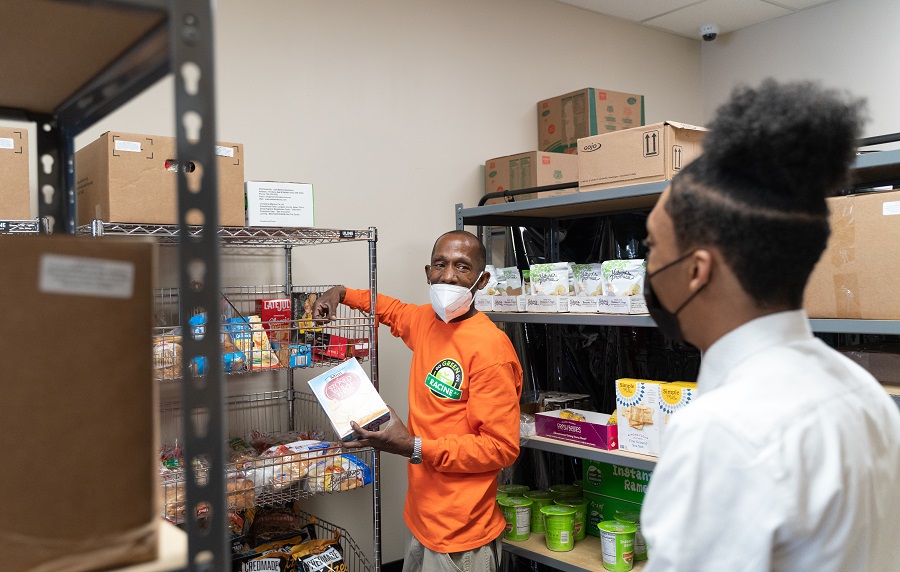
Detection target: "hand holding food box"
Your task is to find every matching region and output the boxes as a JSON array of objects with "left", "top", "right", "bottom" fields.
[{"left": 307, "top": 358, "right": 390, "bottom": 442}]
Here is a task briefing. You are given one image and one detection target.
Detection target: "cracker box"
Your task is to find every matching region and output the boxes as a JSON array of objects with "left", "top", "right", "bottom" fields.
[
  {"left": 615, "top": 379, "right": 664, "bottom": 456},
  {"left": 658, "top": 381, "right": 698, "bottom": 443},
  {"left": 307, "top": 358, "right": 390, "bottom": 442},
  {"left": 255, "top": 297, "right": 292, "bottom": 352},
  {"left": 535, "top": 409, "right": 618, "bottom": 450}
]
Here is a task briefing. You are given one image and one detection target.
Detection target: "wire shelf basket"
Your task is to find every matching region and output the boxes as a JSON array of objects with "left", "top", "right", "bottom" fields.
[{"left": 152, "top": 285, "right": 374, "bottom": 380}]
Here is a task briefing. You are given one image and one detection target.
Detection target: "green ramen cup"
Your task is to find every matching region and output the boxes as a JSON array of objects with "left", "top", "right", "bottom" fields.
[
  {"left": 523, "top": 490, "right": 556, "bottom": 533},
  {"left": 597, "top": 520, "right": 638, "bottom": 571},
  {"left": 497, "top": 497, "right": 532, "bottom": 541},
  {"left": 496, "top": 491, "right": 508, "bottom": 501},
  {"left": 614, "top": 510, "right": 647, "bottom": 561},
  {"left": 554, "top": 496, "right": 588, "bottom": 541},
  {"left": 540, "top": 505, "right": 576, "bottom": 552},
  {"left": 497, "top": 484, "right": 529, "bottom": 498},
  {"left": 549, "top": 484, "right": 581, "bottom": 498}
]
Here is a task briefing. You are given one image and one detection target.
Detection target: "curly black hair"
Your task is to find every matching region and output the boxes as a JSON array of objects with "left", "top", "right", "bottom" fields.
[{"left": 666, "top": 78, "right": 866, "bottom": 308}]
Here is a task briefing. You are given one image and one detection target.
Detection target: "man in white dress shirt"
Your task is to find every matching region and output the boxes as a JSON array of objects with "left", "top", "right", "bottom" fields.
[{"left": 640, "top": 79, "right": 900, "bottom": 571}]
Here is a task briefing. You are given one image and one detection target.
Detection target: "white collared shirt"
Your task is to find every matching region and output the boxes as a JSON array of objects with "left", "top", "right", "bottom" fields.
[{"left": 642, "top": 310, "right": 900, "bottom": 572}]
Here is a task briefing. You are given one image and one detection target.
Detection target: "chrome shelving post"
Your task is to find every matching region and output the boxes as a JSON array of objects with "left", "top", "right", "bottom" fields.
[
  {"left": 171, "top": 0, "right": 228, "bottom": 569},
  {"left": 285, "top": 243, "right": 296, "bottom": 431},
  {"left": 368, "top": 226, "right": 382, "bottom": 572}
]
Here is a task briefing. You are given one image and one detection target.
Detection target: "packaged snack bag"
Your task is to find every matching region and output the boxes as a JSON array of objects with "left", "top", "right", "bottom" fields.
[
  {"left": 573, "top": 263, "right": 604, "bottom": 297},
  {"left": 530, "top": 262, "right": 571, "bottom": 296},
  {"left": 600, "top": 259, "right": 646, "bottom": 296}
]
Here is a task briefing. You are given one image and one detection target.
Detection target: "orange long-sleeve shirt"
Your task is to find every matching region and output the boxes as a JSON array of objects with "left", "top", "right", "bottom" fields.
[{"left": 343, "top": 288, "right": 523, "bottom": 553}]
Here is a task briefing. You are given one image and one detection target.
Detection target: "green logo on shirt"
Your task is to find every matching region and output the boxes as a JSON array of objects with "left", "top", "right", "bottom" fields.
[{"left": 426, "top": 359, "right": 463, "bottom": 400}]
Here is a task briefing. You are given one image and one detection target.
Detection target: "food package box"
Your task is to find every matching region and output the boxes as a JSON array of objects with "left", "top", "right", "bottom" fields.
[
  {"left": 245, "top": 181, "right": 314, "bottom": 227},
  {"left": 535, "top": 410, "right": 618, "bottom": 450},
  {"left": 75, "top": 131, "right": 245, "bottom": 226},
  {"left": 569, "top": 296, "right": 601, "bottom": 313},
  {"left": 838, "top": 344, "right": 900, "bottom": 385},
  {"left": 578, "top": 121, "right": 706, "bottom": 193},
  {"left": 598, "top": 295, "right": 648, "bottom": 315},
  {"left": 493, "top": 296, "right": 520, "bottom": 312},
  {"left": 657, "top": 381, "right": 698, "bottom": 443},
  {"left": 290, "top": 344, "right": 313, "bottom": 368},
  {"left": 255, "top": 297, "right": 292, "bottom": 365},
  {"left": 484, "top": 151, "right": 578, "bottom": 205},
  {"left": 804, "top": 190, "right": 900, "bottom": 319},
  {"left": 351, "top": 337, "right": 370, "bottom": 359},
  {"left": 524, "top": 295, "right": 569, "bottom": 313},
  {"left": 615, "top": 379, "right": 664, "bottom": 456},
  {"left": 538, "top": 88, "right": 645, "bottom": 153},
  {"left": 307, "top": 358, "right": 390, "bottom": 442},
  {"left": 474, "top": 294, "right": 494, "bottom": 312},
  {"left": 584, "top": 492, "right": 644, "bottom": 539},
  {"left": 0, "top": 126, "right": 30, "bottom": 219},
  {"left": 2, "top": 235, "right": 159, "bottom": 570},
  {"left": 582, "top": 460, "right": 653, "bottom": 504}
]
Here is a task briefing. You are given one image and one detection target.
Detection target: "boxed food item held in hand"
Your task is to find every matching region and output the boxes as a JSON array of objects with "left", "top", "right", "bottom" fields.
[{"left": 307, "top": 358, "right": 390, "bottom": 442}]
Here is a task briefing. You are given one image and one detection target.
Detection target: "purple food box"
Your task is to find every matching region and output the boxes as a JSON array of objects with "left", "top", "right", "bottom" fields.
[{"left": 535, "top": 410, "right": 618, "bottom": 450}]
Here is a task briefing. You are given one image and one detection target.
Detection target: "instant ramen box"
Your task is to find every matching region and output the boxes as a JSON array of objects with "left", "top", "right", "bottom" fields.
[{"left": 308, "top": 358, "right": 390, "bottom": 442}]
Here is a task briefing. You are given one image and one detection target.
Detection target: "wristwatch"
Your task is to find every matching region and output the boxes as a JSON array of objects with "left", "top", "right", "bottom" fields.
[{"left": 409, "top": 436, "right": 423, "bottom": 464}]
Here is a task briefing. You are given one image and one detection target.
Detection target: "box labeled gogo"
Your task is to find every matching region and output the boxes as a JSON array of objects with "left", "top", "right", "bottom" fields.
[
  {"left": 245, "top": 181, "right": 314, "bottom": 227},
  {"left": 578, "top": 121, "right": 705, "bottom": 193},
  {"left": 75, "top": 131, "right": 245, "bottom": 226}
]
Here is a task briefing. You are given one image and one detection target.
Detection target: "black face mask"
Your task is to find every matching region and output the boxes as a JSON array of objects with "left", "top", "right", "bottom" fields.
[{"left": 644, "top": 250, "right": 707, "bottom": 345}]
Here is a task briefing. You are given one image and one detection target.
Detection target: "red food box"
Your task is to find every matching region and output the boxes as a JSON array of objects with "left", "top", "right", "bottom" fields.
[
  {"left": 351, "top": 337, "right": 370, "bottom": 359},
  {"left": 254, "top": 298, "right": 292, "bottom": 348}
]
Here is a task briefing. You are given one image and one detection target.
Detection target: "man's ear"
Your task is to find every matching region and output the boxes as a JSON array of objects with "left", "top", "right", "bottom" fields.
[
  {"left": 424, "top": 265, "right": 431, "bottom": 285},
  {"left": 477, "top": 271, "right": 491, "bottom": 291},
  {"left": 690, "top": 249, "right": 713, "bottom": 290}
]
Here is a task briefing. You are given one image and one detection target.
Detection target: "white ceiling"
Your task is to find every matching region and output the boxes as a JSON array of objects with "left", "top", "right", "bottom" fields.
[{"left": 556, "top": 0, "right": 838, "bottom": 40}]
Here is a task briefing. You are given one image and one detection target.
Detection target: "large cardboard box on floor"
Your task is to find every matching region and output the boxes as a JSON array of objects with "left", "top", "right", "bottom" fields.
[
  {"left": 538, "top": 88, "right": 645, "bottom": 153},
  {"left": 804, "top": 190, "right": 900, "bottom": 319},
  {"left": 76, "top": 131, "right": 245, "bottom": 226},
  {"left": 1, "top": 235, "right": 159, "bottom": 570},
  {"left": 578, "top": 121, "right": 706, "bottom": 193},
  {"left": 484, "top": 151, "right": 578, "bottom": 205},
  {"left": 0, "top": 126, "right": 30, "bottom": 219}
]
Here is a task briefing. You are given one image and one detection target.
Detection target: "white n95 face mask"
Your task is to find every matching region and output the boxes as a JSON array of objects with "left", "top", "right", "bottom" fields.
[{"left": 429, "top": 272, "right": 483, "bottom": 323}]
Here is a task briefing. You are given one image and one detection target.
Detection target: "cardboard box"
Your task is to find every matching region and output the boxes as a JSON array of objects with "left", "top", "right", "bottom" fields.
[
  {"left": 484, "top": 151, "right": 578, "bottom": 205},
  {"left": 2, "top": 235, "right": 159, "bottom": 570},
  {"left": 245, "top": 181, "right": 314, "bottom": 227},
  {"left": 535, "top": 410, "right": 618, "bottom": 450},
  {"left": 307, "top": 358, "right": 390, "bottom": 442},
  {"left": 76, "top": 131, "right": 245, "bottom": 226},
  {"left": 538, "top": 88, "right": 645, "bottom": 153},
  {"left": 0, "top": 126, "right": 30, "bottom": 219},
  {"left": 582, "top": 460, "right": 653, "bottom": 504},
  {"left": 804, "top": 190, "right": 900, "bottom": 319},
  {"left": 615, "top": 379, "right": 664, "bottom": 456},
  {"left": 577, "top": 121, "right": 706, "bottom": 193},
  {"left": 584, "top": 492, "right": 643, "bottom": 539},
  {"left": 524, "top": 294, "right": 569, "bottom": 313},
  {"left": 838, "top": 344, "right": 900, "bottom": 385},
  {"left": 597, "top": 295, "right": 648, "bottom": 315}
]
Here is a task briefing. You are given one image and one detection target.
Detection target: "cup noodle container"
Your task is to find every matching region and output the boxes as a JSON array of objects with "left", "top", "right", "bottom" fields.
[
  {"left": 615, "top": 510, "right": 647, "bottom": 561},
  {"left": 554, "top": 496, "right": 588, "bottom": 541},
  {"left": 597, "top": 520, "right": 638, "bottom": 571},
  {"left": 523, "top": 490, "right": 556, "bottom": 533},
  {"left": 540, "top": 505, "right": 577, "bottom": 552},
  {"left": 498, "top": 484, "right": 529, "bottom": 498},
  {"left": 549, "top": 484, "right": 581, "bottom": 498},
  {"left": 498, "top": 497, "right": 532, "bottom": 541}
]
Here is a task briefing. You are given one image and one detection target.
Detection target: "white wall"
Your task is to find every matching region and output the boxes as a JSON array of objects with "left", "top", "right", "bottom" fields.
[
  {"left": 701, "top": 0, "right": 900, "bottom": 145},
  {"left": 66, "top": 0, "right": 701, "bottom": 563}
]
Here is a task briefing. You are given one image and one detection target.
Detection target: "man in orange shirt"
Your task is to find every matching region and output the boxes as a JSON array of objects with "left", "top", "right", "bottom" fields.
[{"left": 312, "top": 230, "right": 523, "bottom": 572}]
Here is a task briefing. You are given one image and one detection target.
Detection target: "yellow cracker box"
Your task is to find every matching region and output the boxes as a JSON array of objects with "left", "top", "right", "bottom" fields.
[
  {"left": 658, "top": 381, "right": 698, "bottom": 443},
  {"left": 615, "top": 379, "right": 663, "bottom": 456}
]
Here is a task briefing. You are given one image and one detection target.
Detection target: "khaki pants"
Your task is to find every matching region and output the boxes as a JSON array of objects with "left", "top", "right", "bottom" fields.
[{"left": 402, "top": 534, "right": 502, "bottom": 572}]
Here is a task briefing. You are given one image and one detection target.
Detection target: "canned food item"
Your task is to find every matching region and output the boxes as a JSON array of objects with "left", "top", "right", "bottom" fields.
[
  {"left": 497, "top": 497, "right": 532, "bottom": 541},
  {"left": 614, "top": 510, "right": 647, "bottom": 560},
  {"left": 523, "top": 490, "right": 556, "bottom": 533},
  {"left": 597, "top": 520, "right": 637, "bottom": 571},
  {"left": 540, "top": 505, "right": 576, "bottom": 552},
  {"left": 554, "top": 496, "right": 588, "bottom": 541}
]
